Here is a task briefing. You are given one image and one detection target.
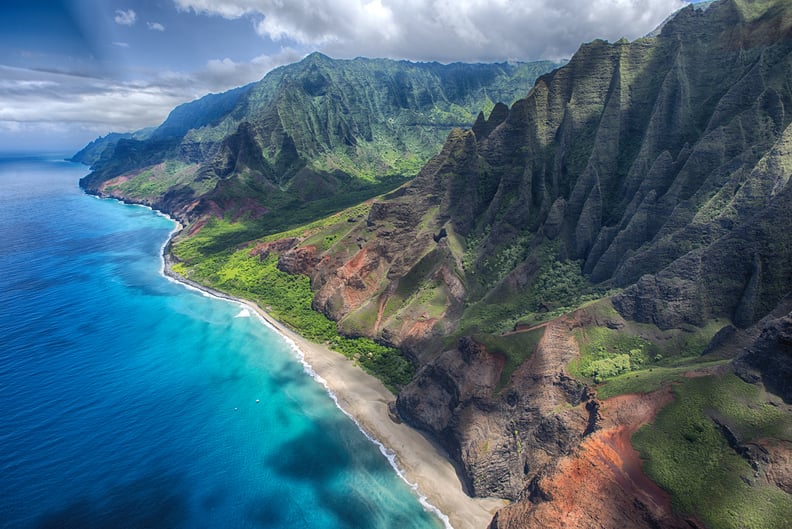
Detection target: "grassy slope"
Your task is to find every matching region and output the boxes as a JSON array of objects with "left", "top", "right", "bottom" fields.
[
  {"left": 170, "top": 206, "right": 414, "bottom": 392},
  {"left": 634, "top": 373, "right": 792, "bottom": 529}
]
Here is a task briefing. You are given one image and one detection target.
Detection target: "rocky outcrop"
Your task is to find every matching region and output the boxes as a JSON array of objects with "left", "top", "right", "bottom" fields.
[
  {"left": 398, "top": 318, "right": 597, "bottom": 500},
  {"left": 763, "top": 440, "right": 792, "bottom": 494},
  {"left": 735, "top": 311, "right": 792, "bottom": 403}
]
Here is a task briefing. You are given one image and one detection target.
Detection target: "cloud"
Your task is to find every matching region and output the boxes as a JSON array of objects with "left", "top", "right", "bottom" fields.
[
  {"left": 147, "top": 22, "right": 166, "bottom": 31},
  {"left": 196, "top": 48, "right": 303, "bottom": 90},
  {"left": 173, "top": 0, "right": 687, "bottom": 61},
  {"left": 0, "top": 48, "right": 302, "bottom": 149},
  {"left": 0, "top": 66, "right": 186, "bottom": 130},
  {"left": 114, "top": 9, "right": 137, "bottom": 26},
  {"left": 112, "top": 42, "right": 130, "bottom": 48}
]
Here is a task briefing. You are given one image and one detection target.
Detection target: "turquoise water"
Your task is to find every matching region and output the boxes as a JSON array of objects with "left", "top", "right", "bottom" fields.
[{"left": 0, "top": 154, "right": 442, "bottom": 529}]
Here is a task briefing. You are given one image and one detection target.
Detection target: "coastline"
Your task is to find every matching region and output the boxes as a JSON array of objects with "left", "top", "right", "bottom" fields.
[{"left": 158, "top": 229, "right": 507, "bottom": 529}]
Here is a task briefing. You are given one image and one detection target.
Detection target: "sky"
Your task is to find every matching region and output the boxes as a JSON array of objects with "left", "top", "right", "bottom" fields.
[{"left": 0, "top": 0, "right": 700, "bottom": 153}]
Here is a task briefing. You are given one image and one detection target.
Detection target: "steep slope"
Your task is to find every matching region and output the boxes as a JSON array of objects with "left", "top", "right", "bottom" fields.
[
  {"left": 78, "top": 54, "right": 560, "bottom": 233},
  {"left": 231, "top": 0, "right": 792, "bottom": 526},
  {"left": 70, "top": 127, "right": 155, "bottom": 167},
  {"left": 307, "top": 0, "right": 792, "bottom": 342}
]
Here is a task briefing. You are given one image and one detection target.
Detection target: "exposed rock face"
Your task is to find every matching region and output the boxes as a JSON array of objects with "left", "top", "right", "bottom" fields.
[
  {"left": 736, "top": 312, "right": 792, "bottom": 403},
  {"left": 398, "top": 318, "right": 595, "bottom": 500},
  {"left": 277, "top": 245, "right": 319, "bottom": 276},
  {"left": 763, "top": 440, "right": 792, "bottom": 494}
]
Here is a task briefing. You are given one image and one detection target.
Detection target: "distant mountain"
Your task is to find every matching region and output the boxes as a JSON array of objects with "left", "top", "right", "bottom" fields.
[
  {"left": 78, "top": 54, "right": 561, "bottom": 227},
  {"left": 71, "top": 127, "right": 155, "bottom": 167}
]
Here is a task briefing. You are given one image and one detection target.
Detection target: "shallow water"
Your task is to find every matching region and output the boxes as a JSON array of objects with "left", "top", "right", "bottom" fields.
[{"left": 0, "top": 154, "right": 442, "bottom": 529}]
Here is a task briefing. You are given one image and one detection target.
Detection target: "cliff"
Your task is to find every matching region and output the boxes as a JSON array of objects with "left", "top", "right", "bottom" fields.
[
  {"left": 261, "top": 0, "right": 792, "bottom": 526},
  {"left": 86, "top": 0, "right": 792, "bottom": 526},
  {"left": 78, "top": 55, "right": 560, "bottom": 236}
]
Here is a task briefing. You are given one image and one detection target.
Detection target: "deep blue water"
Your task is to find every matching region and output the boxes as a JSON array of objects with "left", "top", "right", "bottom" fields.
[{"left": 0, "top": 155, "right": 442, "bottom": 529}]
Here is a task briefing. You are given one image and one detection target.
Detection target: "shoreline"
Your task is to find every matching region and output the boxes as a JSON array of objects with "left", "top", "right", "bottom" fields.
[{"left": 158, "top": 229, "right": 507, "bottom": 529}]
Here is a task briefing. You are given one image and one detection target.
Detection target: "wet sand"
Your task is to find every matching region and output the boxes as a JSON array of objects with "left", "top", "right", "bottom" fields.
[{"left": 162, "top": 260, "right": 506, "bottom": 529}]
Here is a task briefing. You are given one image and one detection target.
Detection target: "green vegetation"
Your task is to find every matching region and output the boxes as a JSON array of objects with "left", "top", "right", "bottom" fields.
[
  {"left": 634, "top": 374, "right": 792, "bottom": 529},
  {"left": 172, "top": 179, "right": 399, "bottom": 258},
  {"left": 570, "top": 308, "right": 727, "bottom": 393},
  {"left": 596, "top": 360, "right": 728, "bottom": 400},
  {"left": 172, "top": 245, "right": 414, "bottom": 392},
  {"left": 531, "top": 259, "right": 593, "bottom": 313},
  {"left": 458, "top": 243, "right": 600, "bottom": 336},
  {"left": 472, "top": 328, "right": 545, "bottom": 391},
  {"left": 105, "top": 161, "right": 201, "bottom": 200},
  {"left": 570, "top": 326, "right": 652, "bottom": 383},
  {"left": 473, "top": 234, "right": 533, "bottom": 289}
]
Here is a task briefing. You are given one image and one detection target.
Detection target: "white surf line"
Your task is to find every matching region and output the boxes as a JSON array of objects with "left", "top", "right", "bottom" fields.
[
  {"left": 166, "top": 272, "right": 456, "bottom": 529},
  {"left": 161, "top": 264, "right": 455, "bottom": 529},
  {"left": 234, "top": 308, "right": 251, "bottom": 318},
  {"left": 94, "top": 192, "right": 456, "bottom": 529}
]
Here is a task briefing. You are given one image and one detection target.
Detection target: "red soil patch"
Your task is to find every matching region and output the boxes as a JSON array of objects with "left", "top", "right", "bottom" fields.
[
  {"left": 98, "top": 174, "right": 131, "bottom": 193},
  {"left": 406, "top": 318, "right": 438, "bottom": 341},
  {"left": 248, "top": 238, "right": 297, "bottom": 258},
  {"left": 598, "top": 390, "right": 677, "bottom": 516},
  {"left": 344, "top": 246, "right": 369, "bottom": 272},
  {"left": 493, "top": 388, "right": 701, "bottom": 529},
  {"left": 187, "top": 218, "right": 209, "bottom": 236}
]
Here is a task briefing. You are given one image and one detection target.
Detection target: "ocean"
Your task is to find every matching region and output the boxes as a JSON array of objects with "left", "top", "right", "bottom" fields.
[{"left": 0, "top": 154, "right": 443, "bottom": 529}]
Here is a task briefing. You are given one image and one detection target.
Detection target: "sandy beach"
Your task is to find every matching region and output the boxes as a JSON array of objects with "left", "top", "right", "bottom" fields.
[{"left": 162, "top": 255, "right": 506, "bottom": 529}]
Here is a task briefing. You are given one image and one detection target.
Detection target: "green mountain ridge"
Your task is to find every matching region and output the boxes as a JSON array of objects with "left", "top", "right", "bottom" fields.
[{"left": 78, "top": 54, "right": 561, "bottom": 231}]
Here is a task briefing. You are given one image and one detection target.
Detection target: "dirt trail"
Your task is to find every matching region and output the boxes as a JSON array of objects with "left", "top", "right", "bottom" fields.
[
  {"left": 373, "top": 291, "right": 389, "bottom": 333},
  {"left": 501, "top": 320, "right": 550, "bottom": 336}
]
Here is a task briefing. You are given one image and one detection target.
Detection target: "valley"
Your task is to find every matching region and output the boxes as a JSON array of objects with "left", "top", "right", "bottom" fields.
[{"left": 77, "top": 1, "right": 792, "bottom": 527}]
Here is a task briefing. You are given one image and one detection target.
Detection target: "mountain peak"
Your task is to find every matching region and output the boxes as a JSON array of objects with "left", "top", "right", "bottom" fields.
[
  {"left": 78, "top": 55, "right": 561, "bottom": 230},
  {"left": 302, "top": 51, "right": 333, "bottom": 64}
]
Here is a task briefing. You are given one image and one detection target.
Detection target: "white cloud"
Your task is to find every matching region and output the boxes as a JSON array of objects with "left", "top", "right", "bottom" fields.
[
  {"left": 173, "top": 0, "right": 264, "bottom": 18},
  {"left": 114, "top": 9, "right": 137, "bottom": 26},
  {"left": 199, "top": 49, "right": 303, "bottom": 88},
  {"left": 0, "top": 48, "right": 302, "bottom": 149},
  {"left": 147, "top": 22, "right": 166, "bottom": 31},
  {"left": 112, "top": 42, "right": 130, "bottom": 48},
  {"left": 0, "top": 66, "right": 186, "bottom": 131},
  {"left": 173, "top": 0, "right": 687, "bottom": 61}
]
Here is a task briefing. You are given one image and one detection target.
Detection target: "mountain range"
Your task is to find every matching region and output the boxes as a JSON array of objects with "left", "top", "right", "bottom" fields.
[
  {"left": 77, "top": 54, "right": 560, "bottom": 240},
  {"left": 77, "top": 0, "right": 792, "bottom": 527}
]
